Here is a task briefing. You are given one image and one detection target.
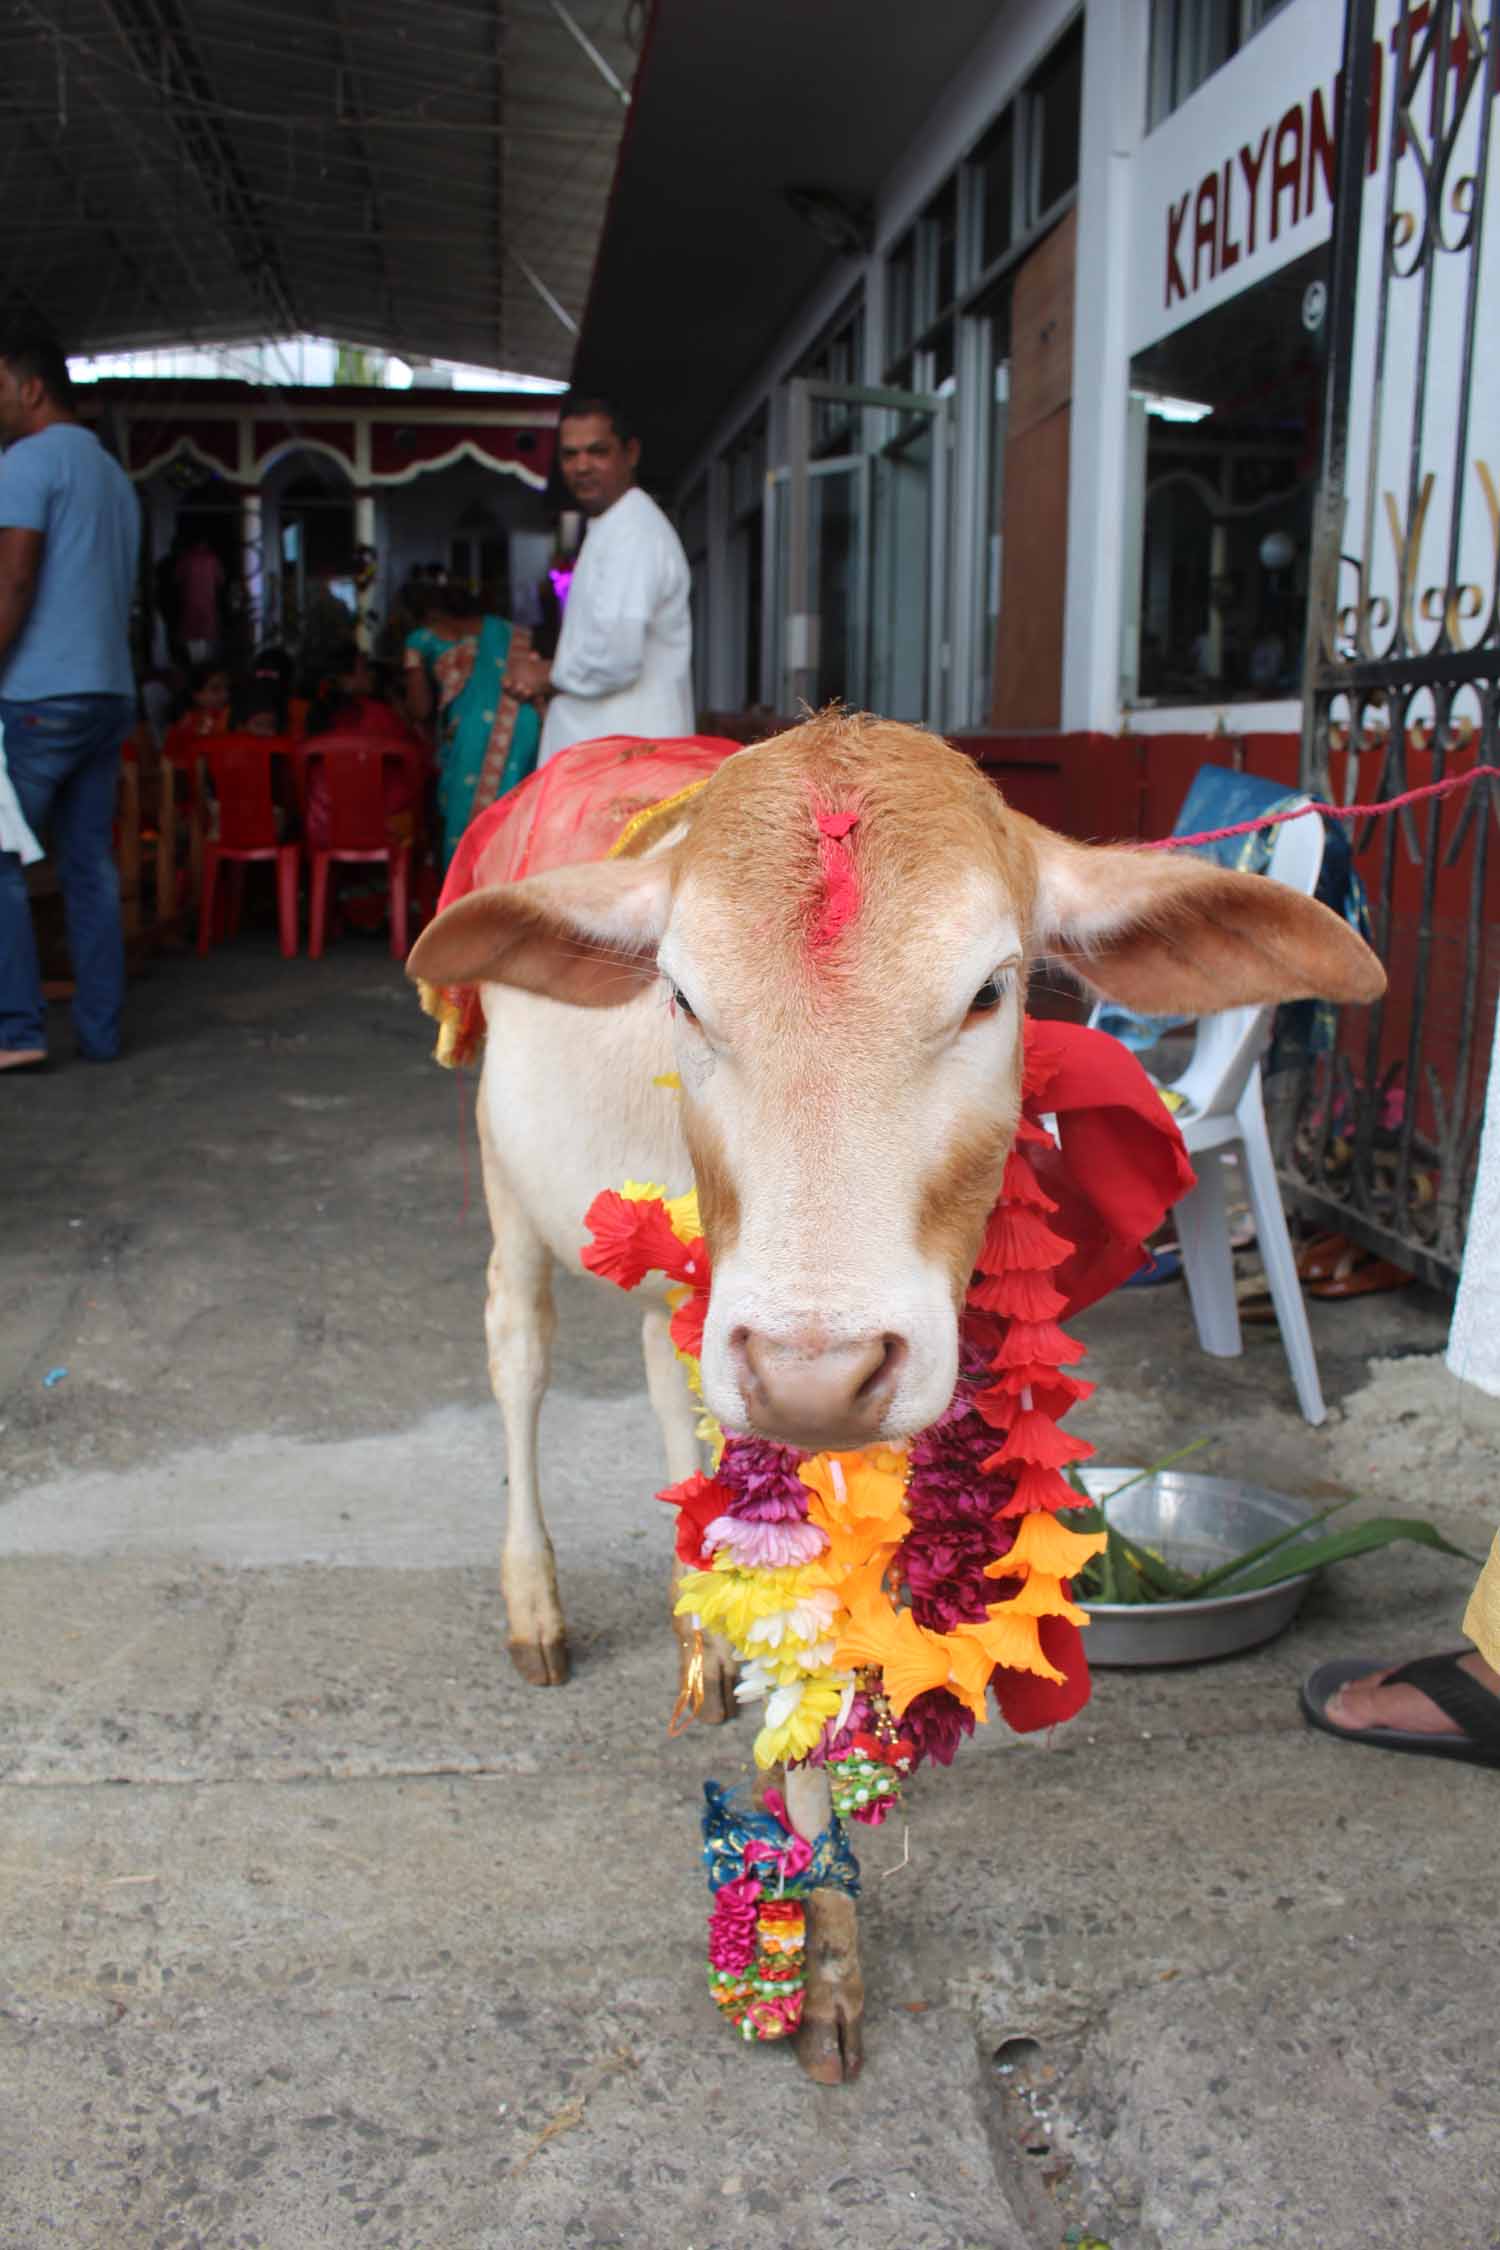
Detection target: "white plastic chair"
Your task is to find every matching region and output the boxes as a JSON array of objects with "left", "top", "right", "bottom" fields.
[{"left": 1094, "top": 805, "right": 1329, "bottom": 1426}]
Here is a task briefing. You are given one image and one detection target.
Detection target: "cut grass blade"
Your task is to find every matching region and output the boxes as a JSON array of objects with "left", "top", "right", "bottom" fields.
[
  {"left": 1186, "top": 1496, "right": 1355, "bottom": 1595},
  {"left": 1206, "top": 1515, "right": 1476, "bottom": 1595},
  {"left": 1088, "top": 1437, "right": 1218, "bottom": 1509},
  {"left": 1065, "top": 1512, "right": 1200, "bottom": 1604}
]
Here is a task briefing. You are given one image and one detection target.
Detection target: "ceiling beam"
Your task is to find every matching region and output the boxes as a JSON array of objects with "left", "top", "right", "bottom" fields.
[{"left": 92, "top": 0, "right": 303, "bottom": 337}]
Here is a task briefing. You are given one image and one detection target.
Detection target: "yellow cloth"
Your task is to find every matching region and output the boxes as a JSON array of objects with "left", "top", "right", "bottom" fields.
[{"left": 1462, "top": 1530, "right": 1500, "bottom": 1670}]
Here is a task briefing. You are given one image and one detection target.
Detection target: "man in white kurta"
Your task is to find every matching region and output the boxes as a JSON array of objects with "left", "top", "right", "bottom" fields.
[{"left": 511, "top": 399, "right": 694, "bottom": 763}]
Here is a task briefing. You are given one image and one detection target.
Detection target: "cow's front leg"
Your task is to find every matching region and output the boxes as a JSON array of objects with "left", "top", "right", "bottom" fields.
[
  {"left": 641, "top": 1306, "right": 737, "bottom": 1724},
  {"left": 480, "top": 1126, "right": 568, "bottom": 1685},
  {"left": 785, "top": 1763, "right": 864, "bottom": 2083}
]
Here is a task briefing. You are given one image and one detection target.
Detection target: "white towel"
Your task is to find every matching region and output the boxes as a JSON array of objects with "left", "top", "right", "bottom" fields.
[{"left": 0, "top": 718, "right": 43, "bottom": 864}]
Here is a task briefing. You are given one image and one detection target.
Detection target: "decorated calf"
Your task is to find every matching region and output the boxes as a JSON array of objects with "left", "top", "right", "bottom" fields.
[{"left": 408, "top": 714, "right": 1384, "bottom": 2082}]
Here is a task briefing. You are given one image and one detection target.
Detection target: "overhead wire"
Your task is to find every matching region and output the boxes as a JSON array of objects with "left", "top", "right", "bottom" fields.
[
  {"left": 17, "top": 4, "right": 626, "bottom": 136},
  {"left": 4, "top": 0, "right": 635, "bottom": 376}
]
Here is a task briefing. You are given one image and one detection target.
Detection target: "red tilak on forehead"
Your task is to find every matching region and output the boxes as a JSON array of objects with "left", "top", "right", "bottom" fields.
[{"left": 808, "top": 798, "right": 860, "bottom": 952}]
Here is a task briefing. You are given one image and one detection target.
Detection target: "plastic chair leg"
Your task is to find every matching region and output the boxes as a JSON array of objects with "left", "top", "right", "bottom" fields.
[
  {"left": 388, "top": 849, "right": 410, "bottom": 959},
  {"left": 196, "top": 847, "right": 220, "bottom": 956},
  {"left": 1237, "top": 1076, "right": 1326, "bottom": 1426},
  {"left": 308, "top": 854, "right": 330, "bottom": 959},
  {"left": 1175, "top": 1150, "right": 1243, "bottom": 1358},
  {"left": 277, "top": 847, "right": 300, "bottom": 959}
]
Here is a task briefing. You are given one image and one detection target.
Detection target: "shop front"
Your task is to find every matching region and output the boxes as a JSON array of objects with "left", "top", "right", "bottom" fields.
[{"left": 576, "top": 0, "right": 1497, "bottom": 1280}]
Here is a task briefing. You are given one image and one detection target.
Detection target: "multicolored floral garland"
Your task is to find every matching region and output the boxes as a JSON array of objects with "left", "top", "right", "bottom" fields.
[
  {"left": 583, "top": 1032, "right": 1124, "bottom": 2041},
  {"left": 698, "top": 1780, "right": 862, "bottom": 2041}
]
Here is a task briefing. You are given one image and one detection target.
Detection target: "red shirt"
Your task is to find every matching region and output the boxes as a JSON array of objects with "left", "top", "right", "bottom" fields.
[{"left": 162, "top": 709, "right": 228, "bottom": 770}]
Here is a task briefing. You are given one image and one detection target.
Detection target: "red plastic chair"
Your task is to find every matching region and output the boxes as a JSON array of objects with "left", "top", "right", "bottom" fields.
[
  {"left": 196, "top": 736, "right": 300, "bottom": 958},
  {"left": 300, "top": 736, "right": 420, "bottom": 959}
]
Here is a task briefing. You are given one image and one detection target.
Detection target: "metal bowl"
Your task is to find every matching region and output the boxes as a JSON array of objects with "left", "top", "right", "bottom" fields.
[{"left": 1073, "top": 1467, "right": 1322, "bottom": 1667}]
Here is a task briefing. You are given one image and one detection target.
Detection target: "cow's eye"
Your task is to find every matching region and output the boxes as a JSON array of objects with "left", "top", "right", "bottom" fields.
[{"left": 968, "top": 972, "right": 1010, "bottom": 1015}]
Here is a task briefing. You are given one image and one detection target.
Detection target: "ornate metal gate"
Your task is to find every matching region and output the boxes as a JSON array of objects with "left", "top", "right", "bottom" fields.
[{"left": 1290, "top": 0, "right": 1500, "bottom": 1289}]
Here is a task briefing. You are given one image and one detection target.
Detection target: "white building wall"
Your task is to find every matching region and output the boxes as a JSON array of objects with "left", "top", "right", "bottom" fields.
[
  {"left": 1448, "top": 1002, "right": 1500, "bottom": 1399},
  {"left": 1061, "top": 0, "right": 1150, "bottom": 732}
]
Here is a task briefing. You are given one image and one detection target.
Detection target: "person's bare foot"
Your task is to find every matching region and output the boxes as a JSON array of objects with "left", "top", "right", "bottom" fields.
[
  {"left": 1325, "top": 1651, "right": 1500, "bottom": 1737},
  {"left": 0, "top": 1047, "right": 47, "bottom": 1071}
]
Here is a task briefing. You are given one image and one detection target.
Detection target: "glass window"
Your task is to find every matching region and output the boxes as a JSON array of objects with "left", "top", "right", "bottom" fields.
[
  {"left": 965, "top": 275, "right": 1013, "bottom": 723},
  {"left": 1124, "top": 248, "right": 1327, "bottom": 707},
  {"left": 931, "top": 324, "right": 956, "bottom": 392},
  {"left": 974, "top": 110, "right": 1015, "bottom": 272},
  {"left": 886, "top": 232, "right": 917, "bottom": 368},
  {"left": 1148, "top": 0, "right": 1294, "bottom": 129},
  {"left": 923, "top": 181, "right": 958, "bottom": 324},
  {"left": 728, "top": 415, "right": 766, "bottom": 519},
  {"left": 797, "top": 298, "right": 865, "bottom": 456},
  {"left": 1034, "top": 21, "right": 1083, "bottom": 213}
]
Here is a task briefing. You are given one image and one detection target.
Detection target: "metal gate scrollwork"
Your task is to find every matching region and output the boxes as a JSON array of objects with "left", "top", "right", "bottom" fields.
[{"left": 1292, "top": 0, "right": 1500, "bottom": 1289}]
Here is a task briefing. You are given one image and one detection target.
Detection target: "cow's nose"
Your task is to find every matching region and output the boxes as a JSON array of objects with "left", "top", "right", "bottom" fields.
[{"left": 733, "top": 1328, "right": 908, "bottom": 1450}]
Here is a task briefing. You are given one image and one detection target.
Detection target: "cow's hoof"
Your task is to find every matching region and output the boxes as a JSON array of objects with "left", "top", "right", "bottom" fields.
[
  {"left": 672, "top": 1628, "right": 738, "bottom": 1727},
  {"left": 507, "top": 1633, "right": 571, "bottom": 1686},
  {"left": 796, "top": 2001, "right": 864, "bottom": 2084},
  {"left": 796, "top": 1888, "right": 864, "bottom": 2083},
  {"left": 694, "top": 1635, "right": 739, "bottom": 1727}
]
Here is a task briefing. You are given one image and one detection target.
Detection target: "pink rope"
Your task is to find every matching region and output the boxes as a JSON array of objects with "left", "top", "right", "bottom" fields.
[{"left": 1151, "top": 762, "right": 1500, "bottom": 849}]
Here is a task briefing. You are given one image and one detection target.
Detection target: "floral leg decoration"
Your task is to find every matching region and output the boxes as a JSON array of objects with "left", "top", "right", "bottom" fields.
[{"left": 581, "top": 1034, "right": 1130, "bottom": 2049}]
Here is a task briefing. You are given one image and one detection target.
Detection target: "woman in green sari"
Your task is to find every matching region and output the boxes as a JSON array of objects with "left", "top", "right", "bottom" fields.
[{"left": 402, "top": 586, "right": 542, "bottom": 866}]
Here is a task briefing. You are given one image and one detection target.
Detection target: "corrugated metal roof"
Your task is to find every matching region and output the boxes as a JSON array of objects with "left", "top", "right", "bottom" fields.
[
  {"left": 574, "top": 0, "right": 1008, "bottom": 486},
  {"left": 1, "top": 0, "right": 643, "bottom": 379}
]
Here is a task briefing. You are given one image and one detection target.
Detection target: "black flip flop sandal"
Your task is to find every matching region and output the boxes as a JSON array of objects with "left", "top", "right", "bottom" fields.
[{"left": 1300, "top": 1652, "right": 1500, "bottom": 1769}]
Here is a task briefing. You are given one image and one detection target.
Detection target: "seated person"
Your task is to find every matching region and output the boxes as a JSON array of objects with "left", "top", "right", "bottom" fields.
[
  {"left": 307, "top": 641, "right": 421, "bottom": 746},
  {"left": 161, "top": 661, "right": 230, "bottom": 773},
  {"left": 247, "top": 645, "right": 297, "bottom": 735},
  {"left": 196, "top": 681, "right": 297, "bottom": 841},
  {"left": 232, "top": 677, "right": 288, "bottom": 738},
  {"left": 302, "top": 641, "right": 423, "bottom": 853}
]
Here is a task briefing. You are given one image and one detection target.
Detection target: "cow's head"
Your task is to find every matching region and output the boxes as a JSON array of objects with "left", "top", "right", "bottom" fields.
[{"left": 409, "top": 716, "right": 1383, "bottom": 1451}]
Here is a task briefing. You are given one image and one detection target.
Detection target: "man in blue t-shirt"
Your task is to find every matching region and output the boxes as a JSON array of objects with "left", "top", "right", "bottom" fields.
[{"left": 0, "top": 315, "right": 141, "bottom": 1068}]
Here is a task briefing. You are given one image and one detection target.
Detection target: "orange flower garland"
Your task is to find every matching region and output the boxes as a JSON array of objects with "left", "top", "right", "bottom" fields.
[{"left": 581, "top": 1031, "right": 1136, "bottom": 1776}]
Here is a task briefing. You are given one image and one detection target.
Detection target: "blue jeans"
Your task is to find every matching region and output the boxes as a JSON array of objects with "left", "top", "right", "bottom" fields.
[{"left": 0, "top": 692, "right": 136, "bottom": 1057}]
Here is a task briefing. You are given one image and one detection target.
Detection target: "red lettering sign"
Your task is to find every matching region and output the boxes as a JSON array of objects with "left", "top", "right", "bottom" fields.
[
  {"left": 1165, "top": 192, "right": 1190, "bottom": 306},
  {"left": 1270, "top": 103, "right": 1305, "bottom": 239},
  {"left": 1159, "top": 32, "right": 1404, "bottom": 315},
  {"left": 1219, "top": 155, "right": 1241, "bottom": 273},
  {"left": 1239, "top": 128, "right": 1270, "bottom": 260},
  {"left": 1193, "top": 172, "right": 1219, "bottom": 289}
]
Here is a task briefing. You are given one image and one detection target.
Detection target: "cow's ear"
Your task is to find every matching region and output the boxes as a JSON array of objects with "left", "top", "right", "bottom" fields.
[
  {"left": 406, "top": 852, "right": 675, "bottom": 1006},
  {"left": 1022, "top": 821, "right": 1385, "bottom": 1012}
]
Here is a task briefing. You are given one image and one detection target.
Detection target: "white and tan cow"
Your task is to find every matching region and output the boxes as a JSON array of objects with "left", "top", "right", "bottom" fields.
[{"left": 408, "top": 712, "right": 1383, "bottom": 2079}]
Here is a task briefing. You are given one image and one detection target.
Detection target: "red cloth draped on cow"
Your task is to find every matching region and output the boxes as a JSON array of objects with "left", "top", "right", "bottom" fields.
[{"left": 418, "top": 733, "right": 741, "bottom": 1067}]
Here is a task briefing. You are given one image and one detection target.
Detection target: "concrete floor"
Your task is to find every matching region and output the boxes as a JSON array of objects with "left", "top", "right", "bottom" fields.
[{"left": 3, "top": 935, "right": 1498, "bottom": 2250}]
